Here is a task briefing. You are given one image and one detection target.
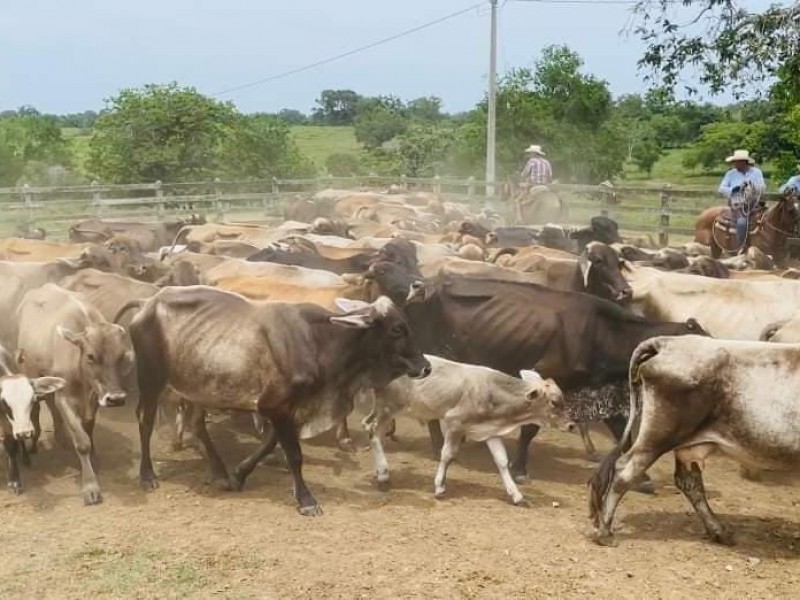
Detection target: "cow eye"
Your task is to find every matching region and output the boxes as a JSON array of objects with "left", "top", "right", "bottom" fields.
[
  {"left": 86, "top": 353, "right": 96, "bottom": 364},
  {"left": 390, "top": 324, "right": 405, "bottom": 337}
]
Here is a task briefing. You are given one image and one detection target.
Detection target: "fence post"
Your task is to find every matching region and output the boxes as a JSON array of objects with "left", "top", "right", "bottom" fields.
[
  {"left": 659, "top": 184, "right": 672, "bottom": 247},
  {"left": 467, "top": 176, "right": 475, "bottom": 198},
  {"left": 153, "top": 180, "right": 165, "bottom": 221},
  {"left": 21, "top": 183, "right": 36, "bottom": 230},
  {"left": 214, "top": 177, "right": 224, "bottom": 222},
  {"left": 400, "top": 174, "right": 408, "bottom": 191},
  {"left": 433, "top": 175, "right": 442, "bottom": 195},
  {"left": 91, "top": 180, "right": 102, "bottom": 218}
]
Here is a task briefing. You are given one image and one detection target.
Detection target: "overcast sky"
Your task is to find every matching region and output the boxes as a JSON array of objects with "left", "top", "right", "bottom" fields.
[{"left": 0, "top": 0, "right": 771, "bottom": 115}]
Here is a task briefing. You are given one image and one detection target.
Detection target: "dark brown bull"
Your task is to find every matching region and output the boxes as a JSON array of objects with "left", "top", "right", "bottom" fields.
[
  {"left": 127, "top": 287, "right": 430, "bottom": 515},
  {"left": 247, "top": 246, "right": 377, "bottom": 274},
  {"left": 369, "top": 264, "right": 705, "bottom": 482}
]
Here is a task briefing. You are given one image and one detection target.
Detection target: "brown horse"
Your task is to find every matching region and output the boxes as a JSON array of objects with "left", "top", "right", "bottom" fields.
[
  {"left": 502, "top": 180, "right": 567, "bottom": 224},
  {"left": 694, "top": 194, "right": 800, "bottom": 263}
]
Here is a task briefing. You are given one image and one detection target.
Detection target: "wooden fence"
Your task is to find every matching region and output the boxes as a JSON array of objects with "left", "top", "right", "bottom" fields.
[{"left": 0, "top": 175, "right": 786, "bottom": 245}]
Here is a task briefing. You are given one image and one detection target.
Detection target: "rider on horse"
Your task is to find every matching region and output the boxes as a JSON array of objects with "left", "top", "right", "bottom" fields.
[
  {"left": 520, "top": 144, "right": 552, "bottom": 188},
  {"left": 779, "top": 163, "right": 800, "bottom": 197},
  {"left": 718, "top": 149, "right": 766, "bottom": 245}
]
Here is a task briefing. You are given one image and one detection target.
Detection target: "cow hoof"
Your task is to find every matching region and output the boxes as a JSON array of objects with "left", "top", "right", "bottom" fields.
[
  {"left": 298, "top": 504, "right": 323, "bottom": 517},
  {"left": 7, "top": 482, "right": 22, "bottom": 496},
  {"left": 337, "top": 438, "right": 356, "bottom": 453},
  {"left": 587, "top": 452, "right": 603, "bottom": 463},
  {"left": 434, "top": 487, "right": 447, "bottom": 499},
  {"left": 633, "top": 479, "right": 656, "bottom": 495},
  {"left": 512, "top": 472, "right": 529, "bottom": 484},
  {"left": 710, "top": 529, "right": 736, "bottom": 546},
  {"left": 512, "top": 495, "right": 528, "bottom": 507},
  {"left": 376, "top": 479, "right": 391, "bottom": 492},
  {"left": 592, "top": 532, "right": 618, "bottom": 547},
  {"left": 83, "top": 489, "right": 103, "bottom": 506},
  {"left": 139, "top": 477, "right": 159, "bottom": 491}
]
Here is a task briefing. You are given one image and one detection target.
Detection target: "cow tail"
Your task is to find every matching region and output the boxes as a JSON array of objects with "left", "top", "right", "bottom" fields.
[
  {"left": 113, "top": 299, "right": 147, "bottom": 324},
  {"left": 490, "top": 247, "right": 518, "bottom": 263},
  {"left": 588, "top": 338, "right": 659, "bottom": 524}
]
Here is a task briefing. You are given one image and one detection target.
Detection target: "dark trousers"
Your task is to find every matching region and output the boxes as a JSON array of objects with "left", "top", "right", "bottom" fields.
[{"left": 736, "top": 216, "right": 747, "bottom": 245}]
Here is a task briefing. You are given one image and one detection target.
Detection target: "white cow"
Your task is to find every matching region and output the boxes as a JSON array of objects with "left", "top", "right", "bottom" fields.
[
  {"left": 625, "top": 265, "right": 800, "bottom": 339},
  {"left": 361, "top": 355, "right": 569, "bottom": 505}
]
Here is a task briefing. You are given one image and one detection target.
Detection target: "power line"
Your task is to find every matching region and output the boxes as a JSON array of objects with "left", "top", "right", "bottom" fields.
[
  {"left": 513, "top": 0, "right": 639, "bottom": 4},
  {"left": 213, "top": 2, "right": 484, "bottom": 97}
]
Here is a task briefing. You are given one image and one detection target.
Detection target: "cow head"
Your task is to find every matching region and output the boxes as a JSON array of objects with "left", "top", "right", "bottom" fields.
[
  {"left": 103, "top": 235, "right": 148, "bottom": 278},
  {"left": 57, "top": 324, "right": 133, "bottom": 407},
  {"left": 0, "top": 375, "right": 65, "bottom": 439},
  {"left": 578, "top": 242, "right": 632, "bottom": 304},
  {"left": 519, "top": 370, "right": 574, "bottom": 432},
  {"left": 331, "top": 297, "right": 431, "bottom": 384},
  {"left": 363, "top": 261, "right": 426, "bottom": 307}
]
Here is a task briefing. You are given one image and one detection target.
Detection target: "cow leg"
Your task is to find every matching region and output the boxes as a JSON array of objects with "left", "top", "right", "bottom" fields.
[
  {"left": 136, "top": 389, "right": 161, "bottom": 491},
  {"left": 270, "top": 413, "right": 321, "bottom": 516},
  {"left": 674, "top": 453, "right": 733, "bottom": 545},
  {"left": 54, "top": 395, "right": 102, "bottom": 505},
  {"left": 592, "top": 448, "right": 660, "bottom": 545},
  {"left": 29, "top": 401, "right": 41, "bottom": 456},
  {"left": 3, "top": 436, "right": 23, "bottom": 495},
  {"left": 44, "top": 393, "right": 69, "bottom": 449},
  {"left": 427, "top": 420, "right": 444, "bottom": 458},
  {"left": 485, "top": 437, "right": 524, "bottom": 505},
  {"left": 510, "top": 424, "right": 540, "bottom": 483},
  {"left": 578, "top": 424, "right": 601, "bottom": 462},
  {"left": 433, "top": 427, "right": 464, "bottom": 499},
  {"left": 604, "top": 415, "right": 655, "bottom": 494},
  {"left": 190, "top": 406, "right": 239, "bottom": 491},
  {"left": 335, "top": 417, "right": 356, "bottom": 452},
  {"left": 366, "top": 413, "right": 396, "bottom": 491},
  {"left": 231, "top": 426, "right": 279, "bottom": 489}
]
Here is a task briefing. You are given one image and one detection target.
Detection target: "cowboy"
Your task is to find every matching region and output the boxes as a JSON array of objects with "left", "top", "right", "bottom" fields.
[
  {"left": 520, "top": 144, "right": 552, "bottom": 187},
  {"left": 718, "top": 149, "right": 766, "bottom": 245},
  {"left": 779, "top": 164, "right": 800, "bottom": 197}
]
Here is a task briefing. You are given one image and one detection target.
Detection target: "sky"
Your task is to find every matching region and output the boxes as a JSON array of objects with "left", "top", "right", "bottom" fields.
[{"left": 0, "top": 0, "right": 772, "bottom": 115}]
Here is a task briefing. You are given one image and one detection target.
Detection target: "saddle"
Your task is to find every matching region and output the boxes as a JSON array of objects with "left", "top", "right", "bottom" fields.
[
  {"left": 516, "top": 185, "right": 553, "bottom": 207},
  {"left": 713, "top": 206, "right": 765, "bottom": 237}
]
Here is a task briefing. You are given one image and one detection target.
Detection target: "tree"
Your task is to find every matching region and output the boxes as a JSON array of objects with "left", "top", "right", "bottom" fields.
[
  {"left": 633, "top": 1, "right": 800, "bottom": 96},
  {"left": 325, "top": 153, "right": 364, "bottom": 176},
  {"left": 452, "top": 46, "right": 626, "bottom": 182},
  {"left": 276, "top": 109, "right": 308, "bottom": 125},
  {"left": 354, "top": 104, "right": 408, "bottom": 149},
  {"left": 88, "top": 83, "right": 238, "bottom": 183},
  {"left": 311, "top": 89, "right": 362, "bottom": 125},
  {"left": 395, "top": 125, "right": 456, "bottom": 177},
  {"left": 407, "top": 96, "right": 444, "bottom": 122},
  {"left": 218, "top": 114, "right": 314, "bottom": 179},
  {"left": 0, "top": 106, "right": 70, "bottom": 165}
]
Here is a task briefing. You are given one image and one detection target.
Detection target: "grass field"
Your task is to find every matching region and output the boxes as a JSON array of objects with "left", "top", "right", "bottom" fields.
[{"left": 289, "top": 125, "right": 361, "bottom": 169}]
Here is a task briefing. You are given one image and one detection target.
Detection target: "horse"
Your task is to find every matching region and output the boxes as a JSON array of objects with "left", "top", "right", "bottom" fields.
[
  {"left": 694, "top": 186, "right": 800, "bottom": 264},
  {"left": 503, "top": 179, "right": 567, "bottom": 225}
]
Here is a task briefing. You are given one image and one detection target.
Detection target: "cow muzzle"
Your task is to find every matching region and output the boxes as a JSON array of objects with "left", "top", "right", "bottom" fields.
[
  {"left": 11, "top": 423, "right": 34, "bottom": 440},
  {"left": 615, "top": 285, "right": 633, "bottom": 303},
  {"left": 408, "top": 361, "right": 432, "bottom": 380},
  {"left": 99, "top": 392, "right": 127, "bottom": 408},
  {"left": 405, "top": 280, "right": 427, "bottom": 303}
]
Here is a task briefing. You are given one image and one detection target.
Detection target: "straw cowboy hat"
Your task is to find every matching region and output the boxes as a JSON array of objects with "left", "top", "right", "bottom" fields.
[
  {"left": 524, "top": 144, "right": 546, "bottom": 156},
  {"left": 725, "top": 149, "right": 755, "bottom": 164}
]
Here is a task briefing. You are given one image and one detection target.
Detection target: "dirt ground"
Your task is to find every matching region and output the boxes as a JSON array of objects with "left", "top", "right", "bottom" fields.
[{"left": 2, "top": 406, "right": 800, "bottom": 600}]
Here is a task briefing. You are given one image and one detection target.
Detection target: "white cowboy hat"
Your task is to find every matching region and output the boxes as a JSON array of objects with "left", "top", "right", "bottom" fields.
[
  {"left": 725, "top": 149, "right": 755, "bottom": 164},
  {"left": 524, "top": 144, "right": 546, "bottom": 156}
]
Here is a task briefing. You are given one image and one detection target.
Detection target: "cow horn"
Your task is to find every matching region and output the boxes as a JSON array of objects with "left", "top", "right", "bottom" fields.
[{"left": 578, "top": 253, "right": 592, "bottom": 289}]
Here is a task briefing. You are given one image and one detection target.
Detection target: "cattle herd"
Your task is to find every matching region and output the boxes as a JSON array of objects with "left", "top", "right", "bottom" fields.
[{"left": 2, "top": 186, "right": 800, "bottom": 549}]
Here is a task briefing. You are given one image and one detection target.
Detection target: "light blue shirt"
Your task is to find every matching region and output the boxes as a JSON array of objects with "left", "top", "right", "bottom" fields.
[
  {"left": 779, "top": 175, "right": 800, "bottom": 195},
  {"left": 718, "top": 166, "right": 766, "bottom": 199}
]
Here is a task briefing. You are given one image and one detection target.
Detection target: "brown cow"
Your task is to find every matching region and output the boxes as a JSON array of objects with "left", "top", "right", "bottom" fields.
[
  {"left": 16, "top": 284, "right": 134, "bottom": 505},
  {"left": 127, "top": 287, "right": 430, "bottom": 515},
  {"left": 69, "top": 217, "right": 204, "bottom": 252}
]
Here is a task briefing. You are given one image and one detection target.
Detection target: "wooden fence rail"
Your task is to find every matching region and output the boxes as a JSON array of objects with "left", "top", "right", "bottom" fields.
[{"left": 0, "top": 176, "right": 787, "bottom": 245}]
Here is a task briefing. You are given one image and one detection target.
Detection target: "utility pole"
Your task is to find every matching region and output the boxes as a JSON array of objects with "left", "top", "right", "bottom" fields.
[{"left": 485, "top": 0, "right": 498, "bottom": 198}]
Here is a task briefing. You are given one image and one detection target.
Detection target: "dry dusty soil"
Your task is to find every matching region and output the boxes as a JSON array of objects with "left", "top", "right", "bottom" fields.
[{"left": 1, "top": 407, "right": 800, "bottom": 599}]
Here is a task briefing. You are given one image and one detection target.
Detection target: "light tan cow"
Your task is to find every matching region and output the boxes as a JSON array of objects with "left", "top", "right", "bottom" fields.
[
  {"left": 202, "top": 258, "right": 345, "bottom": 287},
  {"left": 16, "top": 284, "right": 134, "bottom": 505},
  {"left": 0, "top": 238, "right": 91, "bottom": 262}
]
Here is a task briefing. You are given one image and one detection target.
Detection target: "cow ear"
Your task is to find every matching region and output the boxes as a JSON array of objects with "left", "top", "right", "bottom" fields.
[
  {"left": 31, "top": 376, "right": 66, "bottom": 397},
  {"left": 519, "top": 369, "right": 542, "bottom": 383},
  {"left": 57, "top": 326, "right": 83, "bottom": 347},
  {"left": 578, "top": 254, "right": 591, "bottom": 288},
  {"left": 330, "top": 313, "right": 374, "bottom": 329},
  {"left": 334, "top": 298, "right": 370, "bottom": 313}
]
